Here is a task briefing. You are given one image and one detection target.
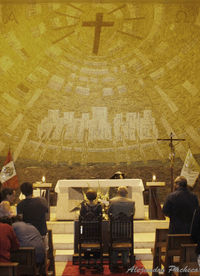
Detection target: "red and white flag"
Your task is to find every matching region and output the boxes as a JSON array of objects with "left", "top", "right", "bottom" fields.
[{"left": 0, "top": 149, "right": 19, "bottom": 189}]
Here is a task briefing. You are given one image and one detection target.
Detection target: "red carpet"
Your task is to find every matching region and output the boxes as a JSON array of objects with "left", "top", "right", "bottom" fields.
[{"left": 62, "top": 261, "right": 149, "bottom": 275}]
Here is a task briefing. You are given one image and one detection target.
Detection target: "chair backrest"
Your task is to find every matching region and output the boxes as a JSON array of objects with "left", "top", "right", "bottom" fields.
[
  {"left": 109, "top": 213, "right": 133, "bottom": 245},
  {"left": 166, "top": 234, "right": 192, "bottom": 257},
  {"left": 164, "top": 234, "right": 192, "bottom": 272},
  {"left": 11, "top": 247, "right": 37, "bottom": 276},
  {"left": 155, "top": 228, "right": 169, "bottom": 247},
  {"left": 152, "top": 228, "right": 169, "bottom": 276},
  {"left": 79, "top": 216, "right": 102, "bottom": 244},
  {"left": 0, "top": 262, "right": 18, "bottom": 276},
  {"left": 81, "top": 203, "right": 101, "bottom": 221},
  {"left": 179, "top": 243, "right": 199, "bottom": 272}
]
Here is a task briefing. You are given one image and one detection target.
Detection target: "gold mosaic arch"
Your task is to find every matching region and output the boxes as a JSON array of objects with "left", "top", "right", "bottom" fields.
[{"left": 0, "top": 0, "right": 200, "bottom": 165}]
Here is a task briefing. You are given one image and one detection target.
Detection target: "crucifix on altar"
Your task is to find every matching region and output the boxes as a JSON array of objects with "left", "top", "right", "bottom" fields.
[
  {"left": 157, "top": 132, "right": 185, "bottom": 192},
  {"left": 82, "top": 13, "right": 114, "bottom": 55}
]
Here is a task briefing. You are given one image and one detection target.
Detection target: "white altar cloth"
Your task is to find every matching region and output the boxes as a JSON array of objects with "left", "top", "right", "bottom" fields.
[{"left": 55, "top": 179, "right": 145, "bottom": 220}]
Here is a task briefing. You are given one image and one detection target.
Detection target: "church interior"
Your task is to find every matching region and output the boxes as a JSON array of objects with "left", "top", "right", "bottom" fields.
[{"left": 0, "top": 0, "right": 200, "bottom": 275}]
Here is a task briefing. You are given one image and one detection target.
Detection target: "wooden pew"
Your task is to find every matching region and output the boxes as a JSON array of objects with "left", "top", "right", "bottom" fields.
[
  {"left": 10, "top": 230, "right": 55, "bottom": 276},
  {"left": 178, "top": 243, "right": 199, "bottom": 276},
  {"left": 152, "top": 228, "right": 169, "bottom": 276},
  {"left": 0, "top": 262, "right": 19, "bottom": 276},
  {"left": 11, "top": 247, "right": 37, "bottom": 276},
  {"left": 161, "top": 234, "right": 193, "bottom": 276}
]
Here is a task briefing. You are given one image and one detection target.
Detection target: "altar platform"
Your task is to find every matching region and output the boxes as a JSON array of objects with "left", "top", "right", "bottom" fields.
[{"left": 47, "top": 205, "right": 169, "bottom": 265}]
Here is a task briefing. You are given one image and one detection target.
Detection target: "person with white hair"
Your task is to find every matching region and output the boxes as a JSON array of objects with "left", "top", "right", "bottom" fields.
[
  {"left": 108, "top": 186, "right": 135, "bottom": 270},
  {"left": 108, "top": 186, "right": 135, "bottom": 218}
]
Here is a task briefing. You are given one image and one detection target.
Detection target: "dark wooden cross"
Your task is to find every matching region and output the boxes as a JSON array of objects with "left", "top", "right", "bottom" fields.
[
  {"left": 157, "top": 132, "right": 185, "bottom": 192},
  {"left": 82, "top": 13, "right": 114, "bottom": 55}
]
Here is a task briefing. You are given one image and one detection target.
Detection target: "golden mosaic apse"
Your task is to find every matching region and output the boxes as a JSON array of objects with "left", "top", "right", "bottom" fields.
[{"left": 0, "top": 0, "right": 200, "bottom": 165}]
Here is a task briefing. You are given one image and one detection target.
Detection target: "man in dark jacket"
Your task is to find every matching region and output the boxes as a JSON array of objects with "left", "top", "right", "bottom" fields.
[
  {"left": 162, "top": 176, "right": 199, "bottom": 234},
  {"left": 17, "top": 182, "right": 48, "bottom": 238}
]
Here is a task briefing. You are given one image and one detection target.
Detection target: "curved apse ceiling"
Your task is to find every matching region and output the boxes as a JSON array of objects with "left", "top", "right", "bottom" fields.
[{"left": 0, "top": 0, "right": 200, "bottom": 165}]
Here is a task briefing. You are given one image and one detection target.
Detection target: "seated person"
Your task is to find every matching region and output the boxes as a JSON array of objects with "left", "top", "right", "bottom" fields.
[
  {"left": 0, "top": 217, "right": 19, "bottom": 262},
  {"left": 80, "top": 189, "right": 102, "bottom": 220},
  {"left": 0, "top": 188, "right": 16, "bottom": 218},
  {"left": 0, "top": 215, "right": 46, "bottom": 274},
  {"left": 108, "top": 186, "right": 135, "bottom": 218},
  {"left": 108, "top": 186, "right": 135, "bottom": 270},
  {"left": 80, "top": 189, "right": 102, "bottom": 260},
  {"left": 11, "top": 215, "right": 46, "bottom": 266}
]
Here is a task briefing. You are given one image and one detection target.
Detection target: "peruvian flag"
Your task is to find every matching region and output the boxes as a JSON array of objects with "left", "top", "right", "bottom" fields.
[{"left": 0, "top": 149, "right": 19, "bottom": 189}]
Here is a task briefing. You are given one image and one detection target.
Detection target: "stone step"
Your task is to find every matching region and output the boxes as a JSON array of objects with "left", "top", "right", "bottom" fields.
[
  {"left": 53, "top": 232, "right": 155, "bottom": 262},
  {"left": 54, "top": 248, "right": 153, "bottom": 262},
  {"left": 55, "top": 250, "right": 73, "bottom": 262},
  {"left": 135, "top": 248, "right": 153, "bottom": 261},
  {"left": 52, "top": 233, "right": 155, "bottom": 250},
  {"left": 47, "top": 219, "right": 169, "bottom": 234},
  {"left": 53, "top": 234, "right": 74, "bottom": 250}
]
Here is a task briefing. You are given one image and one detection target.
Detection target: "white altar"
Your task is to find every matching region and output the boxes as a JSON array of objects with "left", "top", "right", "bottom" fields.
[{"left": 55, "top": 179, "right": 145, "bottom": 220}]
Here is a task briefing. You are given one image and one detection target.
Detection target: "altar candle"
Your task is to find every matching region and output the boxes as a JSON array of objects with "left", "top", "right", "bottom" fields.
[
  {"left": 152, "top": 174, "right": 156, "bottom": 182},
  {"left": 42, "top": 176, "right": 46, "bottom": 183}
]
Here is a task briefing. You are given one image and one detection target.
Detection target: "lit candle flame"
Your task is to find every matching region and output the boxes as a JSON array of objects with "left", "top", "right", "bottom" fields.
[
  {"left": 42, "top": 176, "right": 46, "bottom": 183},
  {"left": 152, "top": 174, "right": 156, "bottom": 182}
]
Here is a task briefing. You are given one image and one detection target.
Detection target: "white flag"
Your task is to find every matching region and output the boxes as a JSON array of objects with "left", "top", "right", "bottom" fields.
[{"left": 181, "top": 149, "right": 200, "bottom": 187}]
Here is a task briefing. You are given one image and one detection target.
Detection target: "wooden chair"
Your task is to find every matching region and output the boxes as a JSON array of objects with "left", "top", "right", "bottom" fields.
[
  {"left": 11, "top": 247, "right": 37, "bottom": 276},
  {"left": 177, "top": 243, "right": 199, "bottom": 276},
  {"left": 109, "top": 213, "right": 135, "bottom": 271},
  {"left": 47, "top": 229, "right": 56, "bottom": 276},
  {"left": 0, "top": 262, "right": 19, "bottom": 276},
  {"left": 161, "top": 234, "right": 193, "bottom": 276},
  {"left": 152, "top": 228, "right": 169, "bottom": 276},
  {"left": 78, "top": 215, "right": 103, "bottom": 274}
]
